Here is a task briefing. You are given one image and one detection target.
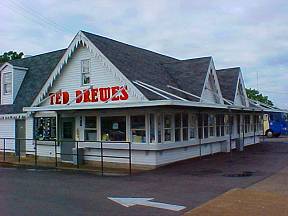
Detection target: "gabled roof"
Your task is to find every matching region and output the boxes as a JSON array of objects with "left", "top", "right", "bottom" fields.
[
  {"left": 163, "top": 57, "right": 212, "bottom": 101},
  {"left": 216, "top": 67, "right": 240, "bottom": 102},
  {"left": 0, "top": 31, "right": 251, "bottom": 115},
  {"left": 82, "top": 31, "right": 184, "bottom": 100},
  {"left": 0, "top": 49, "right": 66, "bottom": 114}
]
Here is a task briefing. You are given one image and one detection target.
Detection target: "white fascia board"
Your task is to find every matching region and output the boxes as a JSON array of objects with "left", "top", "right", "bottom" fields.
[
  {"left": 23, "top": 99, "right": 263, "bottom": 113},
  {"left": 0, "top": 62, "right": 12, "bottom": 71},
  {"left": 0, "top": 113, "right": 27, "bottom": 119}
]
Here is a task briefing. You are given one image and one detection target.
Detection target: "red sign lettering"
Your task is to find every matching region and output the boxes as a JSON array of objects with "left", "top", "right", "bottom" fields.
[{"left": 50, "top": 85, "right": 129, "bottom": 105}]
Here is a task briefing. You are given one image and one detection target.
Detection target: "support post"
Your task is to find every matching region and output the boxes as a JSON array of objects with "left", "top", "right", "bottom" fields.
[
  {"left": 76, "top": 141, "right": 79, "bottom": 169},
  {"left": 34, "top": 139, "right": 38, "bottom": 166},
  {"left": 55, "top": 140, "right": 58, "bottom": 167},
  {"left": 129, "top": 141, "right": 132, "bottom": 176},
  {"left": 100, "top": 141, "right": 104, "bottom": 176},
  {"left": 18, "top": 139, "right": 21, "bottom": 164},
  {"left": 3, "top": 138, "right": 6, "bottom": 161}
]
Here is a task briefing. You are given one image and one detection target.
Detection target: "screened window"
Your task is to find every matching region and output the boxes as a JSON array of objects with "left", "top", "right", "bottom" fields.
[
  {"left": 224, "top": 115, "right": 229, "bottom": 135},
  {"left": 244, "top": 115, "right": 251, "bottom": 133},
  {"left": 35, "top": 117, "right": 56, "bottom": 140},
  {"left": 101, "top": 116, "right": 126, "bottom": 141},
  {"left": 216, "top": 114, "right": 225, "bottom": 136},
  {"left": 189, "top": 114, "right": 196, "bottom": 139},
  {"left": 81, "top": 59, "right": 91, "bottom": 85},
  {"left": 208, "top": 115, "right": 215, "bottom": 137},
  {"left": 157, "top": 114, "right": 162, "bottom": 143},
  {"left": 175, "top": 113, "right": 181, "bottom": 142},
  {"left": 203, "top": 114, "right": 209, "bottom": 138},
  {"left": 182, "top": 113, "right": 188, "bottom": 141},
  {"left": 149, "top": 114, "right": 156, "bottom": 143},
  {"left": 3, "top": 72, "right": 12, "bottom": 95},
  {"left": 84, "top": 116, "right": 97, "bottom": 141},
  {"left": 131, "top": 115, "right": 146, "bottom": 143},
  {"left": 164, "top": 114, "right": 172, "bottom": 142}
]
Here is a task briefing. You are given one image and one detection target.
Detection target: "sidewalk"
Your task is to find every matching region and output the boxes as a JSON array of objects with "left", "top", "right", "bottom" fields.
[{"left": 184, "top": 166, "right": 288, "bottom": 216}]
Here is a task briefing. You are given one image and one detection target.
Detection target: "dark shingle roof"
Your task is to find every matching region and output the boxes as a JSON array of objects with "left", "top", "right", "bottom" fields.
[
  {"left": 216, "top": 67, "right": 240, "bottom": 102},
  {"left": 163, "top": 57, "right": 212, "bottom": 100},
  {"left": 82, "top": 31, "right": 211, "bottom": 101},
  {"left": 82, "top": 31, "right": 192, "bottom": 100},
  {"left": 0, "top": 49, "right": 66, "bottom": 114}
]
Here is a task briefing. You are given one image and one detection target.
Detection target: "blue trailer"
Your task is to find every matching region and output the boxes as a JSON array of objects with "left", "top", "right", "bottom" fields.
[{"left": 263, "top": 111, "right": 288, "bottom": 137}]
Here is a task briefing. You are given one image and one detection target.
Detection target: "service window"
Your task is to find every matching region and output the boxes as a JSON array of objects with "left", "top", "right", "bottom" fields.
[
  {"left": 216, "top": 114, "right": 224, "bottom": 136},
  {"left": 131, "top": 115, "right": 146, "bottom": 143},
  {"left": 157, "top": 114, "right": 163, "bottom": 143},
  {"left": 244, "top": 115, "right": 250, "bottom": 133},
  {"left": 84, "top": 116, "right": 97, "bottom": 141},
  {"left": 189, "top": 114, "right": 196, "bottom": 139},
  {"left": 182, "top": 113, "right": 188, "bottom": 141},
  {"left": 101, "top": 116, "right": 126, "bottom": 141},
  {"left": 203, "top": 114, "right": 209, "bottom": 138},
  {"left": 175, "top": 113, "right": 181, "bottom": 142},
  {"left": 81, "top": 59, "right": 91, "bottom": 85},
  {"left": 149, "top": 114, "right": 156, "bottom": 143},
  {"left": 164, "top": 114, "right": 173, "bottom": 142},
  {"left": 35, "top": 117, "right": 56, "bottom": 140},
  {"left": 3, "top": 72, "right": 12, "bottom": 95},
  {"left": 208, "top": 115, "right": 215, "bottom": 137}
]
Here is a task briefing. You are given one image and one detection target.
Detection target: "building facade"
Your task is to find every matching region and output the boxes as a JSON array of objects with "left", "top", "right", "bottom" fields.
[{"left": 0, "top": 31, "right": 263, "bottom": 169}]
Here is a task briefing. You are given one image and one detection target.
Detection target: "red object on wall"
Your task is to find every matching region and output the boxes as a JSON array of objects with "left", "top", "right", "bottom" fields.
[{"left": 50, "top": 85, "right": 128, "bottom": 105}]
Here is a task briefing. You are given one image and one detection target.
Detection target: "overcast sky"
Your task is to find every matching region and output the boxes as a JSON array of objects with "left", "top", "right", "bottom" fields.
[{"left": 1, "top": 0, "right": 287, "bottom": 108}]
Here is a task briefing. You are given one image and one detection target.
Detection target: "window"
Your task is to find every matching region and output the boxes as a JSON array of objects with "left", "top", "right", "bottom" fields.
[
  {"left": 216, "top": 114, "right": 224, "bottom": 136},
  {"left": 224, "top": 115, "right": 229, "bottom": 135},
  {"left": 203, "top": 114, "right": 209, "bottom": 138},
  {"left": 164, "top": 114, "right": 172, "bottom": 142},
  {"left": 101, "top": 116, "right": 126, "bottom": 141},
  {"left": 175, "top": 113, "right": 181, "bottom": 142},
  {"left": 182, "top": 113, "right": 188, "bottom": 141},
  {"left": 131, "top": 115, "right": 146, "bottom": 143},
  {"left": 157, "top": 114, "right": 162, "bottom": 143},
  {"left": 189, "top": 114, "right": 196, "bottom": 139},
  {"left": 244, "top": 115, "right": 250, "bottom": 133},
  {"left": 84, "top": 116, "right": 97, "bottom": 141},
  {"left": 81, "top": 59, "right": 91, "bottom": 85},
  {"left": 3, "top": 72, "right": 12, "bottom": 95},
  {"left": 149, "top": 114, "right": 156, "bottom": 143},
  {"left": 35, "top": 117, "right": 56, "bottom": 140},
  {"left": 198, "top": 114, "right": 203, "bottom": 139},
  {"left": 208, "top": 115, "right": 215, "bottom": 137}
]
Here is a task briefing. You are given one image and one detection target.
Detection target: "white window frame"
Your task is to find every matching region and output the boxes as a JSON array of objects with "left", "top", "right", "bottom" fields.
[
  {"left": 3, "top": 72, "right": 12, "bottom": 95},
  {"left": 84, "top": 116, "right": 97, "bottom": 141},
  {"left": 130, "top": 114, "right": 146, "bottom": 144},
  {"left": 81, "top": 59, "right": 91, "bottom": 86},
  {"left": 189, "top": 113, "right": 197, "bottom": 140}
]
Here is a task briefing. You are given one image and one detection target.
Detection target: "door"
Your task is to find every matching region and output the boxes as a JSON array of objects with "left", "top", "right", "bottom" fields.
[
  {"left": 60, "top": 118, "right": 75, "bottom": 161},
  {"left": 15, "top": 120, "right": 26, "bottom": 156}
]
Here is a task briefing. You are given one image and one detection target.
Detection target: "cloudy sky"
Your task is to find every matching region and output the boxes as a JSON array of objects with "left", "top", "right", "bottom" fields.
[{"left": 1, "top": 0, "right": 287, "bottom": 108}]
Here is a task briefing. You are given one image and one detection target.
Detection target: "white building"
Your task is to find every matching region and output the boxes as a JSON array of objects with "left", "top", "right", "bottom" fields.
[{"left": 0, "top": 31, "right": 263, "bottom": 169}]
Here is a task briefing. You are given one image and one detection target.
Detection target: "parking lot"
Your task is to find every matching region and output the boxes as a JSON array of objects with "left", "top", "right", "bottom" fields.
[{"left": 1, "top": 138, "right": 288, "bottom": 216}]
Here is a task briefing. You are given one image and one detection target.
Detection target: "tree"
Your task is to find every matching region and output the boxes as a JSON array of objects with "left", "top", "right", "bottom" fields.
[
  {"left": 246, "top": 88, "right": 274, "bottom": 106},
  {"left": 0, "top": 51, "right": 24, "bottom": 63}
]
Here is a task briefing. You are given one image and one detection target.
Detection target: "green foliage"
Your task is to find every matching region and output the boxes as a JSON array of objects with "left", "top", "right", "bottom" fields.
[
  {"left": 246, "top": 88, "right": 274, "bottom": 106},
  {"left": 0, "top": 51, "right": 24, "bottom": 63}
]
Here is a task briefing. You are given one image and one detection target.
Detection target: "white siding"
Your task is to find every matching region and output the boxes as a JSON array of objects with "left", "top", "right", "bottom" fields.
[
  {"left": 1, "top": 65, "right": 13, "bottom": 105},
  {"left": 13, "top": 68, "right": 26, "bottom": 102},
  {"left": 0, "top": 119, "right": 15, "bottom": 152},
  {"left": 42, "top": 45, "right": 143, "bottom": 107}
]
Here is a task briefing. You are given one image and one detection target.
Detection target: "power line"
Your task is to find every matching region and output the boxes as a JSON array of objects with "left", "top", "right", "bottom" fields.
[{"left": 0, "top": 0, "right": 74, "bottom": 34}]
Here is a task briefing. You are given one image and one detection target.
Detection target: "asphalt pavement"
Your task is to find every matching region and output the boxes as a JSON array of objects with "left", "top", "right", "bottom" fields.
[{"left": 1, "top": 138, "right": 288, "bottom": 216}]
